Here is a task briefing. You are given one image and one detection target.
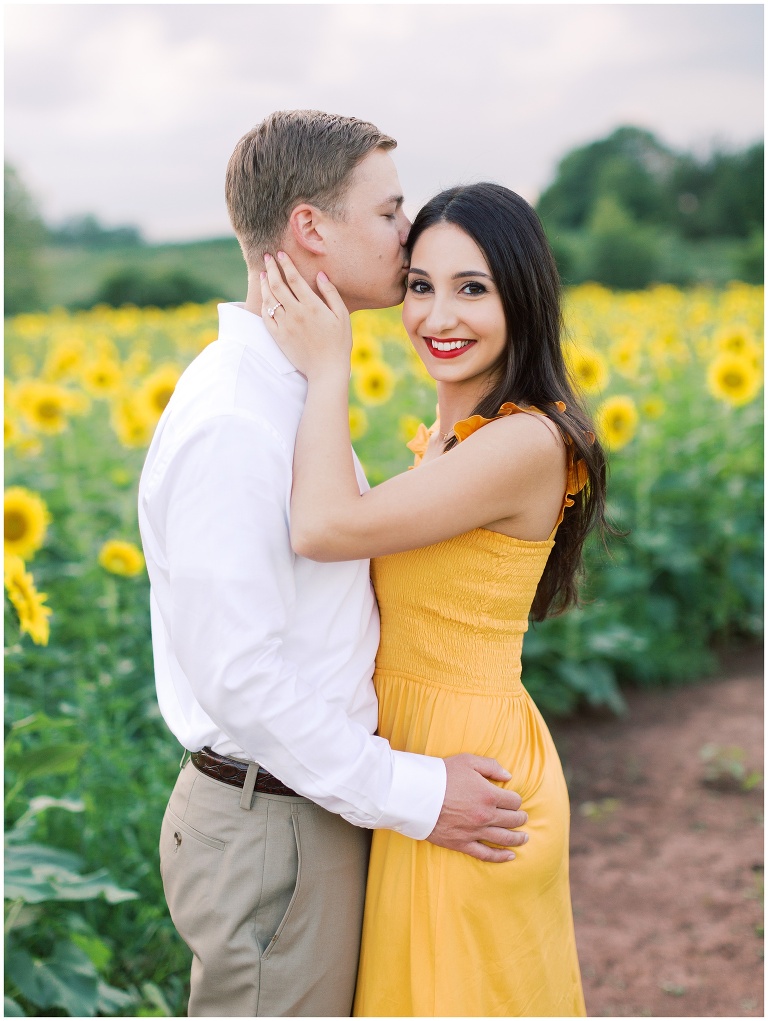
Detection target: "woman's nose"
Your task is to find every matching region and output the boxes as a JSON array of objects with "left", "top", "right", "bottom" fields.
[{"left": 423, "top": 297, "right": 459, "bottom": 333}]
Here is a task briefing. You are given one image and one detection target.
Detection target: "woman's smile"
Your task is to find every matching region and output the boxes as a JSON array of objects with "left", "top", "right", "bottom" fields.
[{"left": 424, "top": 337, "right": 477, "bottom": 358}]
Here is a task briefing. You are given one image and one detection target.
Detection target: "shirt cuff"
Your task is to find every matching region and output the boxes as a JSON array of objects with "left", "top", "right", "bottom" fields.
[{"left": 375, "top": 751, "right": 447, "bottom": 840}]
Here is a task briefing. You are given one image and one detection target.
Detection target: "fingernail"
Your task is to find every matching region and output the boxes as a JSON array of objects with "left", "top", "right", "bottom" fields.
[
  {"left": 264, "top": 253, "right": 271, "bottom": 262},
  {"left": 501, "top": 770, "right": 512, "bottom": 780},
  {"left": 318, "top": 271, "right": 328, "bottom": 282},
  {"left": 260, "top": 271, "right": 266, "bottom": 280},
  {"left": 277, "top": 251, "right": 285, "bottom": 260},
  {"left": 523, "top": 834, "right": 529, "bottom": 843},
  {"left": 506, "top": 853, "right": 516, "bottom": 861}
]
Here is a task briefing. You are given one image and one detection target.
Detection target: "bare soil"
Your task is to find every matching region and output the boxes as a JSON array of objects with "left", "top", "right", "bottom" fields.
[{"left": 550, "top": 648, "right": 764, "bottom": 1018}]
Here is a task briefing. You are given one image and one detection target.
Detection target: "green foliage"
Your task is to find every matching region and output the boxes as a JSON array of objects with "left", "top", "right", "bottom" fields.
[
  {"left": 48, "top": 214, "right": 144, "bottom": 250},
  {"left": 92, "top": 266, "right": 221, "bottom": 309},
  {"left": 583, "top": 196, "right": 661, "bottom": 290},
  {"left": 538, "top": 126, "right": 763, "bottom": 242},
  {"left": 538, "top": 127, "right": 763, "bottom": 288},
  {"left": 4, "top": 794, "right": 140, "bottom": 1016},
  {"left": 735, "top": 231, "right": 764, "bottom": 285},
  {"left": 537, "top": 126, "right": 676, "bottom": 231},
  {"left": 4, "top": 164, "right": 47, "bottom": 316},
  {"left": 522, "top": 382, "right": 763, "bottom": 715},
  {"left": 670, "top": 144, "right": 764, "bottom": 240},
  {"left": 41, "top": 237, "right": 246, "bottom": 310}
]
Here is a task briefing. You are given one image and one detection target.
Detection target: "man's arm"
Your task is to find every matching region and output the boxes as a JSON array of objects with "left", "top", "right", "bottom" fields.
[{"left": 149, "top": 412, "right": 528, "bottom": 857}]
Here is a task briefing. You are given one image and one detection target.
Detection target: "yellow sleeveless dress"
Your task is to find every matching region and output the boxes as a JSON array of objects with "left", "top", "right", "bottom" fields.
[{"left": 353, "top": 403, "right": 587, "bottom": 1018}]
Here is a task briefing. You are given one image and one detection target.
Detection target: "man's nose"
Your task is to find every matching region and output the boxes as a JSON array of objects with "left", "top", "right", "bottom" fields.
[{"left": 398, "top": 213, "right": 412, "bottom": 247}]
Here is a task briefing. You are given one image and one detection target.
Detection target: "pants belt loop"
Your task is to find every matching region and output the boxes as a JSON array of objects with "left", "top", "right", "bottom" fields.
[
  {"left": 240, "top": 762, "right": 259, "bottom": 811},
  {"left": 179, "top": 748, "right": 190, "bottom": 770}
]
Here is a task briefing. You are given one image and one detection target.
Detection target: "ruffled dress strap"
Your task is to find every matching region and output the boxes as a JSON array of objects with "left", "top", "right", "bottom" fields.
[{"left": 407, "top": 400, "right": 589, "bottom": 538}]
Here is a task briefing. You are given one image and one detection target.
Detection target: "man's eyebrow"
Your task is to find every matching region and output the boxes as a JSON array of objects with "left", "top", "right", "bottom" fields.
[{"left": 381, "top": 194, "right": 404, "bottom": 207}]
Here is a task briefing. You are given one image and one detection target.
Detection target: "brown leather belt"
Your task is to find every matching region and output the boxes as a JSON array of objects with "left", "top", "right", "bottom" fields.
[{"left": 191, "top": 746, "right": 300, "bottom": 797}]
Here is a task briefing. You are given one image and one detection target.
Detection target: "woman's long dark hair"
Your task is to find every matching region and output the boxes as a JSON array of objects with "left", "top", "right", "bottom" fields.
[{"left": 406, "top": 182, "right": 609, "bottom": 620}]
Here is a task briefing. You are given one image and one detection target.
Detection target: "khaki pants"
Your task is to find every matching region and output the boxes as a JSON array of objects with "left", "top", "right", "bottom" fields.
[{"left": 159, "top": 761, "right": 371, "bottom": 1017}]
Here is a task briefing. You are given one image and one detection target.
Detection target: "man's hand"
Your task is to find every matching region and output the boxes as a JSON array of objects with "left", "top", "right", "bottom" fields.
[{"left": 427, "top": 754, "right": 528, "bottom": 862}]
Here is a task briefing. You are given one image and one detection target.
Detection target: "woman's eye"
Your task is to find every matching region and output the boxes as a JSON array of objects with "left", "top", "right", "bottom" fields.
[
  {"left": 408, "top": 279, "right": 431, "bottom": 294},
  {"left": 461, "top": 281, "right": 487, "bottom": 296}
]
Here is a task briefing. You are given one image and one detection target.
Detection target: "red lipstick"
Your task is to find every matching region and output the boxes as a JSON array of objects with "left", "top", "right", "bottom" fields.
[{"left": 424, "top": 337, "right": 477, "bottom": 360}]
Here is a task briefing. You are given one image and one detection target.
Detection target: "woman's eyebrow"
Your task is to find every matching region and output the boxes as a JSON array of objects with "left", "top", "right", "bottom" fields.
[{"left": 407, "top": 268, "right": 492, "bottom": 280}]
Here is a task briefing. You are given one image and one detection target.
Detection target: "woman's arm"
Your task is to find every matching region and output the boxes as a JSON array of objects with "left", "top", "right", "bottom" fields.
[{"left": 261, "top": 253, "right": 566, "bottom": 562}]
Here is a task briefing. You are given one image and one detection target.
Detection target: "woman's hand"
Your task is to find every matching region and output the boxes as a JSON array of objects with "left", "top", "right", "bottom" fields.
[{"left": 260, "top": 251, "right": 352, "bottom": 382}]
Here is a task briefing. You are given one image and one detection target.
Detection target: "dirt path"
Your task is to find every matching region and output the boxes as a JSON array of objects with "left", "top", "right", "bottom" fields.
[{"left": 551, "top": 649, "right": 764, "bottom": 1018}]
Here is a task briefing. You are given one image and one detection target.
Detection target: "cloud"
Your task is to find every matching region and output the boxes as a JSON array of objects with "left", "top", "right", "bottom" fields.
[{"left": 5, "top": 4, "right": 763, "bottom": 241}]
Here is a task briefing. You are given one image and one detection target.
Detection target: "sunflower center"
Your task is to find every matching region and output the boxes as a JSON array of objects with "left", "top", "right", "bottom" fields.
[
  {"left": 153, "top": 387, "right": 174, "bottom": 411},
  {"left": 5, "top": 511, "right": 28, "bottom": 541},
  {"left": 722, "top": 371, "right": 745, "bottom": 389},
  {"left": 37, "top": 400, "right": 61, "bottom": 420}
]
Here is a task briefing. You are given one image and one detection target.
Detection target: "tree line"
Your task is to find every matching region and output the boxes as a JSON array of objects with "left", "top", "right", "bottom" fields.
[
  {"left": 4, "top": 126, "right": 764, "bottom": 314},
  {"left": 537, "top": 126, "right": 763, "bottom": 289}
]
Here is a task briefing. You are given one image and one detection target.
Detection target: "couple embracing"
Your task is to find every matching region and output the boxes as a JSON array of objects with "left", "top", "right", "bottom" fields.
[{"left": 139, "top": 109, "right": 605, "bottom": 1017}]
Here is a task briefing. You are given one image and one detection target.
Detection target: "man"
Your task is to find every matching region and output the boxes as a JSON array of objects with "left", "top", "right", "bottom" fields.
[{"left": 139, "top": 110, "right": 527, "bottom": 1018}]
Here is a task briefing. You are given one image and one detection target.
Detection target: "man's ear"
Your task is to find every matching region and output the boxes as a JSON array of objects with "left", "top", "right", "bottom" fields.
[{"left": 288, "top": 204, "right": 327, "bottom": 255}]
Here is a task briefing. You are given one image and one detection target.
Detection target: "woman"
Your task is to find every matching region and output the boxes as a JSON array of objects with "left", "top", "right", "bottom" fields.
[{"left": 260, "top": 183, "right": 606, "bottom": 1017}]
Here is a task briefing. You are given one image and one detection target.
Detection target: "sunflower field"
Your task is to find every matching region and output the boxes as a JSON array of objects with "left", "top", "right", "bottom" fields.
[{"left": 4, "top": 284, "right": 763, "bottom": 1015}]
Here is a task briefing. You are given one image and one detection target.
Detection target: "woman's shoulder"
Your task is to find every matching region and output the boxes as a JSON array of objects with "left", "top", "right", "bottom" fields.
[{"left": 455, "top": 402, "right": 566, "bottom": 460}]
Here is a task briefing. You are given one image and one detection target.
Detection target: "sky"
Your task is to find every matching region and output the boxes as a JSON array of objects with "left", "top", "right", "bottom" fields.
[{"left": 5, "top": 3, "right": 764, "bottom": 243}]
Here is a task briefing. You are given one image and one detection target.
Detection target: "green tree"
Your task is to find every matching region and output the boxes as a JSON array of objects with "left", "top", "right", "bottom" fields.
[
  {"left": 585, "top": 195, "right": 660, "bottom": 290},
  {"left": 670, "top": 143, "right": 764, "bottom": 239},
  {"left": 537, "top": 126, "right": 674, "bottom": 232},
  {"left": 4, "top": 163, "right": 47, "bottom": 315}
]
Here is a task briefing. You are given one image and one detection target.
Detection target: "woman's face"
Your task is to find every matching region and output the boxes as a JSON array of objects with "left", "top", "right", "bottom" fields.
[{"left": 403, "top": 222, "right": 507, "bottom": 389}]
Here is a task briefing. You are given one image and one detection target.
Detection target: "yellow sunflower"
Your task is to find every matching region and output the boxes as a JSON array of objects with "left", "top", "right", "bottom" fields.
[
  {"left": 82, "top": 356, "right": 123, "bottom": 398},
  {"left": 110, "top": 395, "right": 154, "bottom": 448},
  {"left": 353, "top": 361, "right": 395, "bottom": 406},
  {"left": 640, "top": 396, "right": 666, "bottom": 420},
  {"left": 348, "top": 405, "right": 369, "bottom": 441},
  {"left": 44, "top": 339, "right": 86, "bottom": 381},
  {"left": 4, "top": 554, "right": 52, "bottom": 645},
  {"left": 706, "top": 353, "right": 763, "bottom": 408},
  {"left": 4, "top": 487, "right": 51, "bottom": 560},
  {"left": 595, "top": 396, "right": 639, "bottom": 451},
  {"left": 138, "top": 364, "right": 182, "bottom": 421},
  {"left": 350, "top": 334, "right": 382, "bottom": 370},
  {"left": 14, "top": 380, "right": 78, "bottom": 435},
  {"left": 567, "top": 347, "right": 609, "bottom": 395},
  {"left": 123, "top": 349, "right": 152, "bottom": 381},
  {"left": 398, "top": 414, "right": 423, "bottom": 443},
  {"left": 98, "top": 539, "right": 145, "bottom": 577},
  {"left": 649, "top": 331, "right": 690, "bottom": 368},
  {"left": 610, "top": 337, "right": 642, "bottom": 380},
  {"left": 5, "top": 415, "right": 20, "bottom": 447},
  {"left": 715, "top": 324, "right": 759, "bottom": 358}
]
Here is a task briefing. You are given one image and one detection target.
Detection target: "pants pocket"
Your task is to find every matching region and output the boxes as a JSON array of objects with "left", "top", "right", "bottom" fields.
[
  {"left": 260, "top": 811, "right": 302, "bottom": 961},
  {"left": 159, "top": 804, "right": 226, "bottom": 957}
]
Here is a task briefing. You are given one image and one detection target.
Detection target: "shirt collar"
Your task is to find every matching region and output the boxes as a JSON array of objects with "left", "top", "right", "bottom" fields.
[{"left": 217, "top": 302, "right": 299, "bottom": 376}]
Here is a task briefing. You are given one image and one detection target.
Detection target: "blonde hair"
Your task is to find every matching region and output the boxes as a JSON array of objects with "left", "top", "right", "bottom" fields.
[{"left": 226, "top": 109, "right": 396, "bottom": 266}]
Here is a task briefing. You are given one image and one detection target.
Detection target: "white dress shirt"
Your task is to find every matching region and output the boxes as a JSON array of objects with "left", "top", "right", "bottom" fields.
[{"left": 138, "top": 303, "right": 446, "bottom": 839}]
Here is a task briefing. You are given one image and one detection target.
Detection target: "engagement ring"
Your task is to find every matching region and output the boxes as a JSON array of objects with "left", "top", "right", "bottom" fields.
[{"left": 267, "top": 303, "right": 284, "bottom": 318}]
